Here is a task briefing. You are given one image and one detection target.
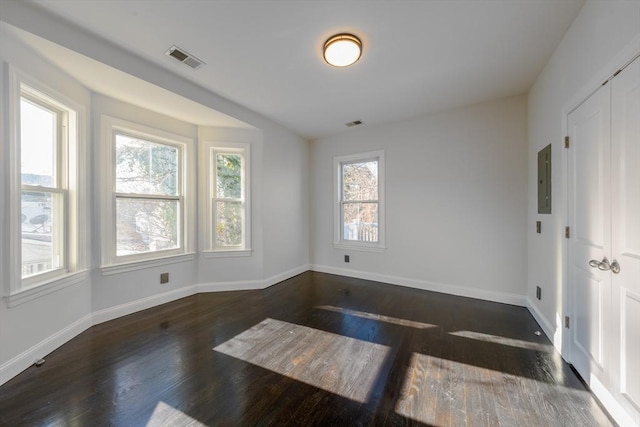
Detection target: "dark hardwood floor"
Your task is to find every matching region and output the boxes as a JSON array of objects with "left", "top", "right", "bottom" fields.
[{"left": 0, "top": 272, "right": 614, "bottom": 426}]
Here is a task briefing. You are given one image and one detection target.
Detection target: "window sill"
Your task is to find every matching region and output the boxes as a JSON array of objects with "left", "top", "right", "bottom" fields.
[
  {"left": 5, "top": 270, "right": 89, "bottom": 308},
  {"left": 202, "top": 249, "right": 253, "bottom": 258},
  {"left": 101, "top": 253, "right": 196, "bottom": 275},
  {"left": 333, "top": 242, "right": 386, "bottom": 253}
]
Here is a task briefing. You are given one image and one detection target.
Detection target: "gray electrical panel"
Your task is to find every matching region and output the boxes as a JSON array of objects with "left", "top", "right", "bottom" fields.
[{"left": 538, "top": 144, "right": 551, "bottom": 214}]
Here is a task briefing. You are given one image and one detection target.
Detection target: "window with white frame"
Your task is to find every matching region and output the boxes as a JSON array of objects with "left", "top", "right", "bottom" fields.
[
  {"left": 101, "top": 116, "right": 193, "bottom": 268},
  {"left": 18, "top": 84, "right": 80, "bottom": 289},
  {"left": 334, "top": 151, "right": 385, "bottom": 251},
  {"left": 202, "top": 142, "right": 251, "bottom": 255}
]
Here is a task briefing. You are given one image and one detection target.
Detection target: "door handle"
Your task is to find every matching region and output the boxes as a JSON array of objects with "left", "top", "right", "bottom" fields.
[
  {"left": 589, "top": 257, "right": 611, "bottom": 271},
  {"left": 611, "top": 259, "right": 621, "bottom": 274}
]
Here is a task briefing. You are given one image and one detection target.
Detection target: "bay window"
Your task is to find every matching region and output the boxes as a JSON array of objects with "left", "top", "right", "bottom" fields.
[
  {"left": 201, "top": 141, "right": 251, "bottom": 256},
  {"left": 101, "top": 116, "right": 193, "bottom": 269}
]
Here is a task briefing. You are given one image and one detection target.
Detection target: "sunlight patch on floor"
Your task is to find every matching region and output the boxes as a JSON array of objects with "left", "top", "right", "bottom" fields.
[
  {"left": 449, "top": 330, "right": 550, "bottom": 352},
  {"left": 146, "top": 401, "right": 208, "bottom": 427},
  {"left": 395, "top": 351, "right": 586, "bottom": 425},
  {"left": 213, "top": 318, "right": 389, "bottom": 403},
  {"left": 395, "top": 352, "right": 450, "bottom": 425},
  {"left": 316, "top": 305, "right": 438, "bottom": 329}
]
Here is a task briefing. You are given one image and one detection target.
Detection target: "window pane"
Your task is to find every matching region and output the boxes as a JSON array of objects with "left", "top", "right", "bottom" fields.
[
  {"left": 116, "top": 198, "right": 179, "bottom": 256},
  {"left": 342, "top": 202, "right": 378, "bottom": 242},
  {"left": 22, "top": 191, "right": 63, "bottom": 277},
  {"left": 215, "top": 200, "right": 243, "bottom": 247},
  {"left": 342, "top": 161, "right": 378, "bottom": 201},
  {"left": 21, "top": 98, "right": 56, "bottom": 187},
  {"left": 216, "top": 154, "right": 242, "bottom": 199},
  {"left": 115, "top": 135, "right": 178, "bottom": 196}
]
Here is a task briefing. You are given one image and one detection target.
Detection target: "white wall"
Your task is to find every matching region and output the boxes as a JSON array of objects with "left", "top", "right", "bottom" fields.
[
  {"left": 0, "top": 29, "right": 93, "bottom": 383},
  {"left": 197, "top": 124, "right": 311, "bottom": 287},
  {"left": 90, "top": 94, "right": 200, "bottom": 313},
  {"left": 311, "top": 95, "right": 528, "bottom": 304},
  {"left": 262, "top": 124, "right": 311, "bottom": 280},
  {"left": 197, "top": 126, "right": 265, "bottom": 285},
  {"left": 0, "top": 5, "right": 310, "bottom": 385},
  {"left": 527, "top": 0, "right": 640, "bottom": 345}
]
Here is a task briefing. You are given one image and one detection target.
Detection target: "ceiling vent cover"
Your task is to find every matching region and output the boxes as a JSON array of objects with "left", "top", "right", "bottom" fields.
[{"left": 165, "top": 45, "right": 205, "bottom": 70}]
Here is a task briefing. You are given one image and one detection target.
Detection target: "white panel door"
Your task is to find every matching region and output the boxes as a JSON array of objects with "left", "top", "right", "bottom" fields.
[
  {"left": 611, "top": 56, "right": 640, "bottom": 424},
  {"left": 567, "top": 82, "right": 612, "bottom": 387}
]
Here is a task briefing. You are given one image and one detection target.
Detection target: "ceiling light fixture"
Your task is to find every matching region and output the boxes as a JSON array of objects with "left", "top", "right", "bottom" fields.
[{"left": 323, "top": 33, "right": 362, "bottom": 67}]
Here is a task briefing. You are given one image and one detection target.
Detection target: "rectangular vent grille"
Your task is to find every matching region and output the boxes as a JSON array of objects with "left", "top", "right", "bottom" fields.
[
  {"left": 345, "top": 120, "right": 363, "bottom": 127},
  {"left": 165, "top": 45, "right": 205, "bottom": 69}
]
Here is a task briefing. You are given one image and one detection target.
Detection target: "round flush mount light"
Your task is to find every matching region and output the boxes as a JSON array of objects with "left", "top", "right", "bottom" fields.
[{"left": 323, "top": 33, "right": 362, "bottom": 67}]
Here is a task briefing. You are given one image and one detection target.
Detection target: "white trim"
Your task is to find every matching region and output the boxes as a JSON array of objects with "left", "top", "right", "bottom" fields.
[
  {"left": 525, "top": 297, "right": 560, "bottom": 352},
  {"left": 198, "top": 279, "right": 265, "bottom": 293},
  {"left": 6, "top": 64, "right": 21, "bottom": 298},
  {"left": 198, "top": 265, "right": 309, "bottom": 292},
  {"left": 99, "top": 115, "right": 195, "bottom": 268},
  {"left": 202, "top": 249, "right": 253, "bottom": 258},
  {"left": 333, "top": 150, "right": 386, "bottom": 252},
  {"left": 92, "top": 284, "right": 197, "bottom": 325},
  {"left": 0, "top": 264, "right": 311, "bottom": 386},
  {"left": 559, "top": 39, "right": 640, "bottom": 426},
  {"left": 100, "top": 253, "right": 196, "bottom": 275},
  {"left": 263, "top": 264, "right": 309, "bottom": 288},
  {"left": 564, "top": 35, "right": 640, "bottom": 118},
  {"left": 4, "top": 270, "right": 88, "bottom": 307},
  {"left": 200, "top": 140, "right": 252, "bottom": 253},
  {"left": 6, "top": 65, "right": 89, "bottom": 297},
  {"left": 310, "top": 264, "right": 526, "bottom": 306},
  {"left": 333, "top": 242, "right": 386, "bottom": 253},
  {"left": 94, "top": 265, "right": 310, "bottom": 322},
  {"left": 560, "top": 38, "right": 640, "bottom": 363},
  {"left": 0, "top": 314, "right": 92, "bottom": 386}
]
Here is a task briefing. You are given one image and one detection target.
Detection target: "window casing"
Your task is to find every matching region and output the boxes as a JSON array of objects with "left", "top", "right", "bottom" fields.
[
  {"left": 101, "top": 116, "right": 193, "bottom": 268},
  {"left": 7, "top": 68, "right": 87, "bottom": 299},
  {"left": 334, "top": 151, "right": 386, "bottom": 252},
  {"left": 20, "top": 91, "right": 68, "bottom": 280},
  {"left": 201, "top": 142, "right": 251, "bottom": 256}
]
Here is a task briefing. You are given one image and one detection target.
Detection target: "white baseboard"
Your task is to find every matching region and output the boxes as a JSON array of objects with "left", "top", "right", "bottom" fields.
[
  {"left": 263, "top": 264, "right": 310, "bottom": 288},
  {"left": 1, "top": 264, "right": 311, "bottom": 386},
  {"left": 92, "top": 284, "right": 198, "bottom": 325},
  {"left": 524, "top": 300, "right": 639, "bottom": 426},
  {"left": 198, "top": 279, "right": 264, "bottom": 292},
  {"left": 0, "top": 314, "right": 92, "bottom": 386},
  {"left": 310, "top": 264, "right": 526, "bottom": 307},
  {"left": 198, "top": 264, "right": 310, "bottom": 292},
  {"left": 525, "top": 297, "right": 561, "bottom": 351}
]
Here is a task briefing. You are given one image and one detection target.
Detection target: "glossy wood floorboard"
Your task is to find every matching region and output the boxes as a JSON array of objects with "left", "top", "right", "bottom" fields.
[{"left": 0, "top": 272, "right": 614, "bottom": 427}]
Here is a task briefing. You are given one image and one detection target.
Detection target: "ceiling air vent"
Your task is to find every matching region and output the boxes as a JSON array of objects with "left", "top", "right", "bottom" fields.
[
  {"left": 165, "top": 45, "right": 205, "bottom": 70},
  {"left": 345, "top": 120, "right": 363, "bottom": 127}
]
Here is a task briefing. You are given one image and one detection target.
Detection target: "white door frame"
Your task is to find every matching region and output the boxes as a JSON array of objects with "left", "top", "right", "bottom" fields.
[
  {"left": 561, "top": 38, "right": 640, "bottom": 426},
  {"left": 560, "top": 36, "right": 640, "bottom": 364}
]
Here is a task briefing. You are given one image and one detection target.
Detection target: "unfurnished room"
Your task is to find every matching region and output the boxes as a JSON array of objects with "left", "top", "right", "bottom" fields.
[{"left": 0, "top": 0, "right": 638, "bottom": 426}]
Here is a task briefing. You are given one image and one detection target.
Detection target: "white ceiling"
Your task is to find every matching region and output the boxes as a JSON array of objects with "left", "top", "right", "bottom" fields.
[{"left": 24, "top": 0, "right": 585, "bottom": 139}]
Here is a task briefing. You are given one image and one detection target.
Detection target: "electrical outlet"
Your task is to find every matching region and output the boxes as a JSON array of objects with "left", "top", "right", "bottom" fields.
[
  {"left": 344, "top": 255, "right": 350, "bottom": 263},
  {"left": 160, "top": 272, "right": 169, "bottom": 284},
  {"left": 536, "top": 221, "right": 542, "bottom": 234},
  {"left": 536, "top": 286, "right": 542, "bottom": 300}
]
